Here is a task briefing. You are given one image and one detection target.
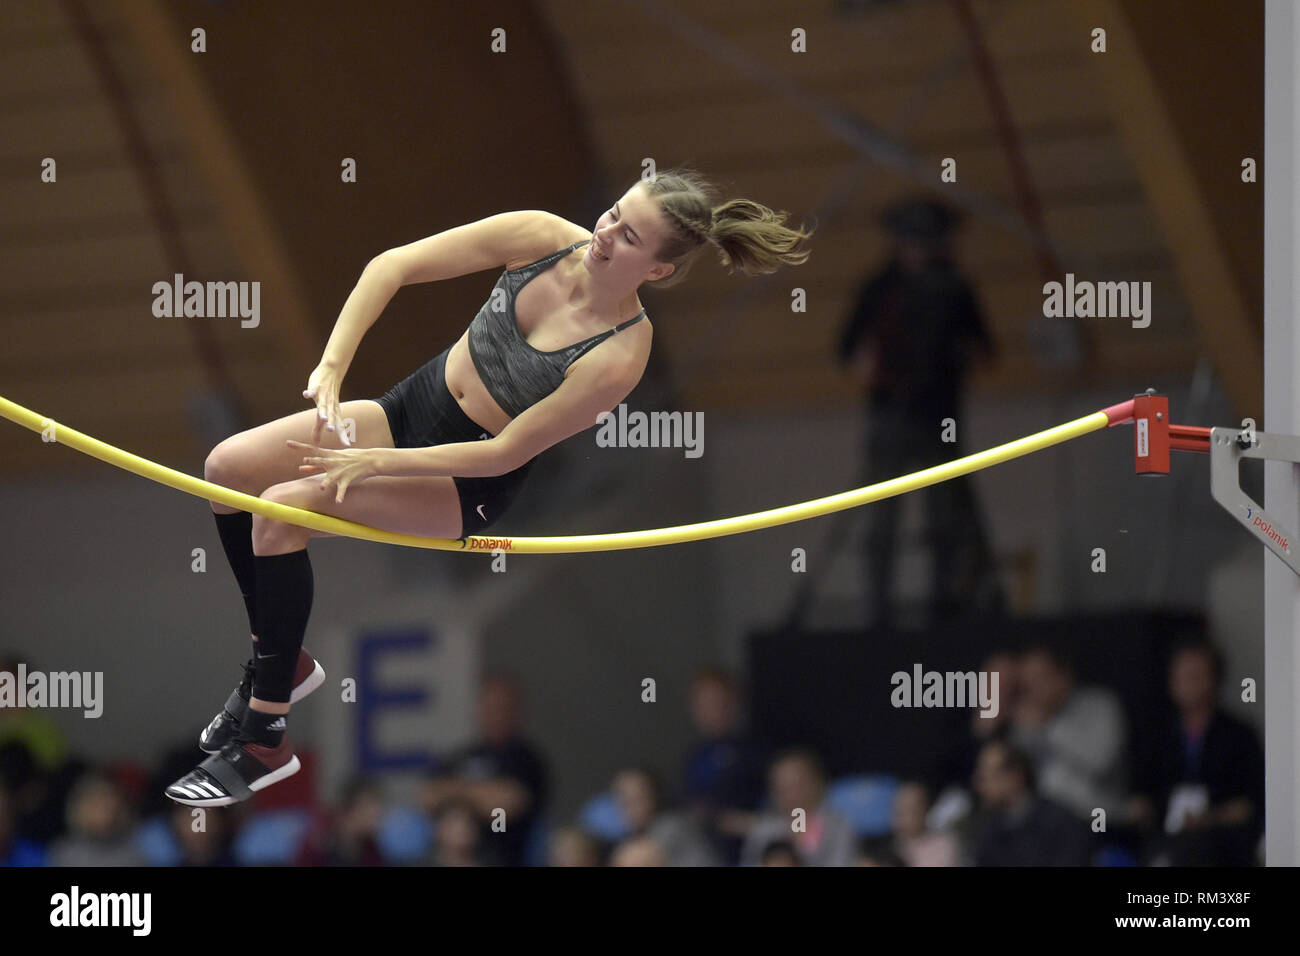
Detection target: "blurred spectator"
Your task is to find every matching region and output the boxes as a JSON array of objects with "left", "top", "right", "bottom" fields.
[
  {"left": 740, "top": 750, "right": 857, "bottom": 866},
  {"left": 1010, "top": 645, "right": 1126, "bottom": 819},
  {"left": 611, "top": 767, "right": 719, "bottom": 866},
  {"left": 935, "top": 649, "right": 1022, "bottom": 795},
  {"left": 168, "top": 802, "right": 236, "bottom": 867},
  {"left": 855, "top": 839, "right": 906, "bottom": 866},
  {"left": 0, "top": 671, "right": 83, "bottom": 846},
  {"left": 47, "top": 770, "right": 146, "bottom": 866},
  {"left": 836, "top": 198, "right": 999, "bottom": 628},
  {"left": 891, "top": 780, "right": 958, "bottom": 866},
  {"left": 1127, "top": 641, "right": 1263, "bottom": 866},
  {"left": 966, "top": 739, "right": 1090, "bottom": 866},
  {"left": 297, "top": 776, "right": 388, "bottom": 866},
  {"left": 761, "top": 840, "right": 801, "bottom": 866},
  {"left": 0, "top": 741, "right": 44, "bottom": 840},
  {"left": 548, "top": 826, "right": 602, "bottom": 867},
  {"left": 0, "top": 655, "right": 70, "bottom": 772},
  {"left": 425, "top": 796, "right": 485, "bottom": 867},
  {"left": 0, "top": 784, "right": 45, "bottom": 867},
  {"left": 609, "top": 835, "right": 667, "bottom": 867},
  {"left": 681, "top": 668, "right": 767, "bottom": 864},
  {"left": 421, "top": 672, "right": 549, "bottom": 866}
]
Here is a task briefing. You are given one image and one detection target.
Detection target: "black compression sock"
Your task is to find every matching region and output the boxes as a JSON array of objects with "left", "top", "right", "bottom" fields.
[
  {"left": 250, "top": 549, "right": 314, "bottom": 704},
  {"left": 213, "top": 510, "right": 258, "bottom": 638}
]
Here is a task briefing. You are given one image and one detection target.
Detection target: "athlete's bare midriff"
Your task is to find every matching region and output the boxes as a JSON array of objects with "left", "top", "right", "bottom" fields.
[{"left": 442, "top": 227, "right": 651, "bottom": 436}]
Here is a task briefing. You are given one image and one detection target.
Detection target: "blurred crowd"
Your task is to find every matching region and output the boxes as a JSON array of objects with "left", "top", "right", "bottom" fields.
[{"left": 0, "top": 639, "right": 1263, "bottom": 867}]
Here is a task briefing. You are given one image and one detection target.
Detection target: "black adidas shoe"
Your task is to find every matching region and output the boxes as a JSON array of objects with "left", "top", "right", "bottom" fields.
[
  {"left": 199, "top": 649, "right": 325, "bottom": 754},
  {"left": 166, "top": 734, "right": 300, "bottom": 807}
]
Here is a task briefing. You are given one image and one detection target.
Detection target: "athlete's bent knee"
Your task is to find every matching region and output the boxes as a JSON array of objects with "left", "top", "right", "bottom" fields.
[{"left": 205, "top": 439, "right": 251, "bottom": 490}]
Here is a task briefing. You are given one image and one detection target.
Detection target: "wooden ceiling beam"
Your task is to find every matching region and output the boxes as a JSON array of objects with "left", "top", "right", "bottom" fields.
[{"left": 1064, "top": 0, "right": 1262, "bottom": 417}]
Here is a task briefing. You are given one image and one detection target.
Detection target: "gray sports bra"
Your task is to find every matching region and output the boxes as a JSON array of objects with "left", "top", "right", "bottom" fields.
[{"left": 467, "top": 239, "right": 646, "bottom": 418}]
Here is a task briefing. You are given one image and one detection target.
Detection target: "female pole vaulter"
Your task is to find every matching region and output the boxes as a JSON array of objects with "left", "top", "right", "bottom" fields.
[{"left": 165, "top": 168, "right": 813, "bottom": 806}]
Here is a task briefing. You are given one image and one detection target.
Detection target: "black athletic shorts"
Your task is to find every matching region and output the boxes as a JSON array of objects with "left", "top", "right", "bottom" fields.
[{"left": 373, "top": 346, "right": 533, "bottom": 537}]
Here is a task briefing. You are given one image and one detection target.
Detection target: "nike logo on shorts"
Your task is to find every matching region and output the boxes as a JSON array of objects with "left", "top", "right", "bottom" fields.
[{"left": 476, "top": 504, "right": 487, "bottom": 520}]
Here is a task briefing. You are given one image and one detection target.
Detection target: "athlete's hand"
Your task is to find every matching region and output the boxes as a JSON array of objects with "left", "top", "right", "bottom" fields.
[
  {"left": 303, "top": 363, "right": 351, "bottom": 446},
  {"left": 286, "top": 439, "right": 376, "bottom": 503}
]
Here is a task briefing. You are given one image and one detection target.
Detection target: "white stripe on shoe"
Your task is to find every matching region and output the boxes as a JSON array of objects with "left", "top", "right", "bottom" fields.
[
  {"left": 290, "top": 659, "right": 327, "bottom": 703},
  {"left": 248, "top": 754, "right": 301, "bottom": 793}
]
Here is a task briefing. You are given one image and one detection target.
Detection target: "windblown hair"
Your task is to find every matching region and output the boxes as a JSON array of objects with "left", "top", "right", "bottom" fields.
[{"left": 633, "top": 167, "right": 814, "bottom": 288}]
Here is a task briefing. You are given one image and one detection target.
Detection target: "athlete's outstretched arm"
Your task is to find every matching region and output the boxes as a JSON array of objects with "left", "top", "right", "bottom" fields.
[
  {"left": 376, "top": 209, "right": 565, "bottom": 284},
  {"left": 305, "top": 257, "right": 406, "bottom": 443}
]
